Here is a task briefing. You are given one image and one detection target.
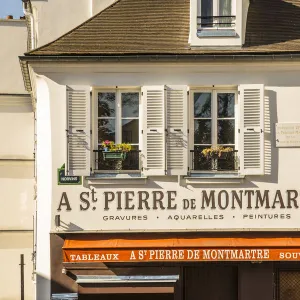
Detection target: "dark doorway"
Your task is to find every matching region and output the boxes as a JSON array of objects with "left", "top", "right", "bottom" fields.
[{"left": 185, "top": 264, "right": 238, "bottom": 300}]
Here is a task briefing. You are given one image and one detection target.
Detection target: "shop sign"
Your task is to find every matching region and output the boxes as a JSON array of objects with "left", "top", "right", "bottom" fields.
[
  {"left": 57, "top": 164, "right": 82, "bottom": 185},
  {"left": 56, "top": 188, "right": 300, "bottom": 231},
  {"left": 276, "top": 123, "right": 300, "bottom": 147},
  {"left": 64, "top": 248, "right": 300, "bottom": 263}
]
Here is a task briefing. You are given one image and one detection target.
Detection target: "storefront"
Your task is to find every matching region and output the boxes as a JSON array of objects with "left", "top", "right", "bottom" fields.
[{"left": 50, "top": 232, "right": 300, "bottom": 300}]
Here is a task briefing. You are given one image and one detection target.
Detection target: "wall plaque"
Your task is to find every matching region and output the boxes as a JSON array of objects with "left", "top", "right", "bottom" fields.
[{"left": 275, "top": 123, "right": 300, "bottom": 147}]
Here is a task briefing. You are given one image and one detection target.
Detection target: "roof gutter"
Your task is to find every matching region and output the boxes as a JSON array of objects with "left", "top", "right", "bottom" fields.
[{"left": 19, "top": 53, "right": 300, "bottom": 93}]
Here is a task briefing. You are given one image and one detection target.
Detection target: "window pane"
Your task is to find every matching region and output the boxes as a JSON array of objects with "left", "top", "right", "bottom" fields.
[
  {"left": 194, "top": 120, "right": 212, "bottom": 144},
  {"left": 219, "top": 0, "right": 232, "bottom": 16},
  {"left": 98, "top": 92, "right": 116, "bottom": 117},
  {"left": 201, "top": 0, "right": 213, "bottom": 17},
  {"left": 218, "top": 120, "right": 235, "bottom": 144},
  {"left": 122, "top": 119, "right": 139, "bottom": 144},
  {"left": 194, "top": 93, "right": 211, "bottom": 118},
  {"left": 201, "top": 0, "right": 213, "bottom": 27},
  {"left": 122, "top": 93, "right": 139, "bottom": 118},
  {"left": 218, "top": 93, "right": 235, "bottom": 117},
  {"left": 98, "top": 119, "right": 115, "bottom": 143}
]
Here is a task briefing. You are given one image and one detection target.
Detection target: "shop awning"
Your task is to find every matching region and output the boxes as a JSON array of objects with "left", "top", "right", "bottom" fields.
[{"left": 63, "top": 236, "right": 300, "bottom": 263}]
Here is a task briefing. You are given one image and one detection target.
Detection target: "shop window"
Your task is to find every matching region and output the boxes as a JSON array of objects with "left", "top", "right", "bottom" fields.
[{"left": 278, "top": 271, "right": 300, "bottom": 300}]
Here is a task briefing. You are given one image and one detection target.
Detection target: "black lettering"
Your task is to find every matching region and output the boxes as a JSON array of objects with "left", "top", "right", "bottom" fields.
[
  {"left": 80, "top": 192, "right": 90, "bottom": 211},
  {"left": 116, "top": 191, "right": 122, "bottom": 210},
  {"left": 231, "top": 191, "right": 243, "bottom": 209},
  {"left": 287, "top": 190, "right": 299, "bottom": 209},
  {"left": 272, "top": 190, "right": 285, "bottom": 208},
  {"left": 91, "top": 188, "right": 97, "bottom": 202},
  {"left": 167, "top": 191, "right": 177, "bottom": 210},
  {"left": 57, "top": 192, "right": 72, "bottom": 211},
  {"left": 256, "top": 190, "right": 270, "bottom": 209},
  {"left": 244, "top": 190, "right": 255, "bottom": 209},
  {"left": 152, "top": 191, "right": 165, "bottom": 210},
  {"left": 104, "top": 192, "right": 115, "bottom": 211},
  {"left": 201, "top": 190, "right": 216, "bottom": 209},
  {"left": 137, "top": 191, "right": 150, "bottom": 210},
  {"left": 218, "top": 190, "right": 229, "bottom": 210},
  {"left": 125, "top": 191, "right": 135, "bottom": 210}
]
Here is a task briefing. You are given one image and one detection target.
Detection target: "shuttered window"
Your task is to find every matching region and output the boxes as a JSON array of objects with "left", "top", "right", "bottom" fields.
[
  {"left": 142, "top": 85, "right": 189, "bottom": 176},
  {"left": 66, "top": 86, "right": 90, "bottom": 176},
  {"left": 239, "top": 84, "right": 264, "bottom": 175},
  {"left": 66, "top": 84, "right": 264, "bottom": 178}
]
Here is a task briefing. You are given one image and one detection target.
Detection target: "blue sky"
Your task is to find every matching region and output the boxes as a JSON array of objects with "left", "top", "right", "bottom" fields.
[{"left": 0, "top": 0, "right": 24, "bottom": 19}]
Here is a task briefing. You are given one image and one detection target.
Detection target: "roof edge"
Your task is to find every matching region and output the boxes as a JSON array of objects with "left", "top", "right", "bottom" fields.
[{"left": 19, "top": 53, "right": 300, "bottom": 63}]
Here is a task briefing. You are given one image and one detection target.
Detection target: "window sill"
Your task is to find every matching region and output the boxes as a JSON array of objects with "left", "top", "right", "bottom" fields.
[
  {"left": 197, "top": 29, "right": 236, "bottom": 37},
  {"left": 184, "top": 173, "right": 244, "bottom": 184},
  {"left": 86, "top": 173, "right": 148, "bottom": 185}
]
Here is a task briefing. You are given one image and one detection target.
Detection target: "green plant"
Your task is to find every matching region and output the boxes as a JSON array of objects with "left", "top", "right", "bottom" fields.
[
  {"left": 101, "top": 140, "right": 132, "bottom": 152},
  {"left": 201, "top": 146, "right": 233, "bottom": 158}
]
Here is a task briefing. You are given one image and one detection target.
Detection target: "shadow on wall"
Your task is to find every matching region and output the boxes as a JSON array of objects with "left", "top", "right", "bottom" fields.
[{"left": 245, "top": 0, "right": 300, "bottom": 47}]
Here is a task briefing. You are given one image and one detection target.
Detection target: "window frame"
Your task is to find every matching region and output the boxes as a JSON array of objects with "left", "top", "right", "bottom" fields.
[
  {"left": 189, "top": 87, "right": 239, "bottom": 173},
  {"left": 197, "top": 0, "right": 237, "bottom": 30},
  {"left": 92, "top": 87, "right": 142, "bottom": 173}
]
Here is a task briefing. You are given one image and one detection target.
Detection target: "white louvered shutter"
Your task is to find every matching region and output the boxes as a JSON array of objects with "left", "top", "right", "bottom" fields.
[
  {"left": 142, "top": 86, "right": 166, "bottom": 176},
  {"left": 239, "top": 84, "right": 264, "bottom": 175},
  {"left": 166, "top": 85, "right": 188, "bottom": 175},
  {"left": 67, "top": 86, "right": 91, "bottom": 176}
]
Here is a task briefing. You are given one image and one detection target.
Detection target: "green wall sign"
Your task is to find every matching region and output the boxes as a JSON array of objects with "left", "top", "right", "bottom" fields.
[{"left": 57, "top": 164, "right": 82, "bottom": 185}]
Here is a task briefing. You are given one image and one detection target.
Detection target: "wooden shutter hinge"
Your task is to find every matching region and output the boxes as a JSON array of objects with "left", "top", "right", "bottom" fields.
[
  {"left": 187, "top": 129, "right": 190, "bottom": 134},
  {"left": 90, "top": 130, "right": 92, "bottom": 134},
  {"left": 238, "top": 129, "right": 240, "bottom": 133},
  {"left": 142, "top": 92, "right": 143, "bottom": 96},
  {"left": 238, "top": 91, "right": 240, "bottom": 95},
  {"left": 141, "top": 130, "right": 143, "bottom": 134},
  {"left": 187, "top": 91, "right": 190, "bottom": 96}
]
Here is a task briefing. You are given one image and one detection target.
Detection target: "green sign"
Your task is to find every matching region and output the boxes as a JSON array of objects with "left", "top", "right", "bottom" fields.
[{"left": 57, "top": 164, "right": 82, "bottom": 185}]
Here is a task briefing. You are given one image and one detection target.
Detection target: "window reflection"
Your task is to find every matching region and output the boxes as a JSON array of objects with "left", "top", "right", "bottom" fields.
[
  {"left": 218, "top": 93, "right": 235, "bottom": 118},
  {"left": 98, "top": 93, "right": 116, "bottom": 117},
  {"left": 194, "top": 93, "right": 211, "bottom": 118}
]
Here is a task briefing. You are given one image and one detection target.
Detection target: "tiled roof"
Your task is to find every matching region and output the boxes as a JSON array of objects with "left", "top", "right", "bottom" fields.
[{"left": 27, "top": 0, "right": 300, "bottom": 56}]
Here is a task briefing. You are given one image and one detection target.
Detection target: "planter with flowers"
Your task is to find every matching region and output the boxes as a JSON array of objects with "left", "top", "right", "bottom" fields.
[
  {"left": 101, "top": 140, "right": 132, "bottom": 161},
  {"left": 201, "top": 146, "right": 234, "bottom": 160}
]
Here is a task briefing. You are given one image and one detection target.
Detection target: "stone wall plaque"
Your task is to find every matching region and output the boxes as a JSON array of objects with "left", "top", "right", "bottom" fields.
[{"left": 275, "top": 123, "right": 300, "bottom": 147}]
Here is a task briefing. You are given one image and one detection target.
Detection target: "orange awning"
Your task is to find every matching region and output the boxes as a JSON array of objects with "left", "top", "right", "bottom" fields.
[
  {"left": 63, "top": 236, "right": 300, "bottom": 263},
  {"left": 63, "top": 236, "right": 300, "bottom": 249}
]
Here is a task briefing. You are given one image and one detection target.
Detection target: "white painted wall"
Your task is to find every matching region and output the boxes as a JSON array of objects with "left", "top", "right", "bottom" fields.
[
  {"left": 35, "top": 76, "right": 66, "bottom": 300},
  {"left": 31, "top": 0, "right": 117, "bottom": 48},
  {"left": 92, "top": 0, "right": 117, "bottom": 15},
  {"left": 0, "top": 232, "right": 34, "bottom": 300},
  {"left": 0, "top": 20, "right": 27, "bottom": 93},
  {"left": 0, "top": 20, "right": 35, "bottom": 300}
]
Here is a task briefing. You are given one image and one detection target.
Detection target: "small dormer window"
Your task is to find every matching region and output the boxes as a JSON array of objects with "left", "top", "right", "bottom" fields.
[
  {"left": 199, "top": 0, "right": 235, "bottom": 29},
  {"left": 198, "top": 0, "right": 236, "bottom": 30}
]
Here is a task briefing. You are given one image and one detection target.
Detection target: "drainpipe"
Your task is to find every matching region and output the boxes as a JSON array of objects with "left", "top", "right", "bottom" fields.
[{"left": 22, "top": 0, "right": 36, "bottom": 50}]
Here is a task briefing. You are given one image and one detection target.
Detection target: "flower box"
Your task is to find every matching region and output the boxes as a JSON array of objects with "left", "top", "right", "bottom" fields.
[{"left": 102, "top": 151, "right": 127, "bottom": 161}]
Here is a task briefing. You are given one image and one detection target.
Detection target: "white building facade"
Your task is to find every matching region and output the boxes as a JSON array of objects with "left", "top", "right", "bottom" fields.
[
  {"left": 0, "top": 16, "right": 34, "bottom": 300},
  {"left": 21, "top": 0, "right": 300, "bottom": 299}
]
